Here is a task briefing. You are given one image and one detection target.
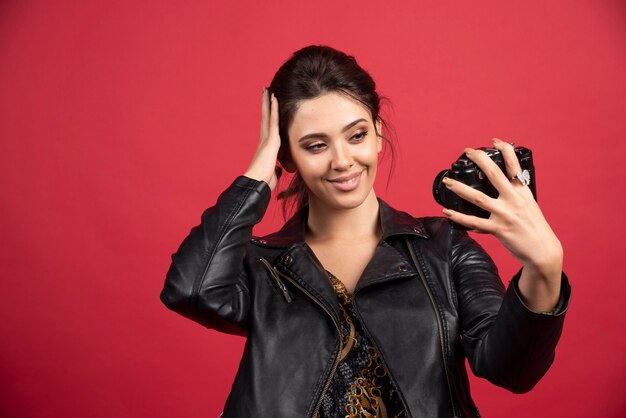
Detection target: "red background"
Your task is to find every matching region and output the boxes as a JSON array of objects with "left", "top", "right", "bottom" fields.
[{"left": 1, "top": 1, "right": 625, "bottom": 417}]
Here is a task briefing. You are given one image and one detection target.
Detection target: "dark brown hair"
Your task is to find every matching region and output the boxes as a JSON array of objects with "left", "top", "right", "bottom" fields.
[{"left": 268, "top": 45, "right": 396, "bottom": 219}]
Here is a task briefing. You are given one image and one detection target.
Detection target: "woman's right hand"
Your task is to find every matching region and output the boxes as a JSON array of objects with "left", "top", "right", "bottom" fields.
[{"left": 243, "top": 88, "right": 282, "bottom": 191}]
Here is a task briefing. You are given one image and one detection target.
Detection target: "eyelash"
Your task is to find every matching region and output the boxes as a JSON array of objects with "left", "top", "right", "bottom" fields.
[{"left": 304, "top": 131, "right": 368, "bottom": 152}]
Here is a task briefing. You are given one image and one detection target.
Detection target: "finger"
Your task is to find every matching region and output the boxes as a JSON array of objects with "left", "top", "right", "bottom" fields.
[
  {"left": 491, "top": 138, "right": 522, "bottom": 182},
  {"left": 268, "top": 93, "right": 279, "bottom": 139},
  {"left": 464, "top": 147, "right": 514, "bottom": 198},
  {"left": 442, "top": 207, "right": 495, "bottom": 234},
  {"left": 491, "top": 139, "right": 534, "bottom": 201},
  {"left": 260, "top": 88, "right": 270, "bottom": 142},
  {"left": 442, "top": 176, "right": 502, "bottom": 214}
]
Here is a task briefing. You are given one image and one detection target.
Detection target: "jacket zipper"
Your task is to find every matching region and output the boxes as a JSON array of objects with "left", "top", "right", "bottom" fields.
[
  {"left": 259, "top": 258, "right": 343, "bottom": 418},
  {"left": 406, "top": 240, "right": 459, "bottom": 418},
  {"left": 259, "top": 258, "right": 293, "bottom": 303}
]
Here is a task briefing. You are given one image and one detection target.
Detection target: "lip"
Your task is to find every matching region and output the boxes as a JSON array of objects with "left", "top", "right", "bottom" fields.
[
  {"left": 326, "top": 169, "right": 364, "bottom": 192},
  {"left": 327, "top": 170, "right": 364, "bottom": 183}
]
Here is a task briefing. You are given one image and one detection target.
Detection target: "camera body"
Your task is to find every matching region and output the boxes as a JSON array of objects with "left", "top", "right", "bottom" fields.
[{"left": 433, "top": 146, "right": 537, "bottom": 229}]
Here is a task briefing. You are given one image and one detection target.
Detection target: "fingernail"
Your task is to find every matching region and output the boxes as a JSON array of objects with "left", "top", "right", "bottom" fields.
[
  {"left": 442, "top": 177, "right": 453, "bottom": 186},
  {"left": 492, "top": 138, "right": 501, "bottom": 144},
  {"left": 442, "top": 208, "right": 453, "bottom": 217},
  {"left": 271, "top": 93, "right": 275, "bottom": 101},
  {"left": 262, "top": 87, "right": 267, "bottom": 94},
  {"left": 464, "top": 147, "right": 474, "bottom": 155}
]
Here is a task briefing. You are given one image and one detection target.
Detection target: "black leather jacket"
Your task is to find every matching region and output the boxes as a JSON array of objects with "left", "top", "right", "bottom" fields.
[{"left": 160, "top": 175, "right": 571, "bottom": 418}]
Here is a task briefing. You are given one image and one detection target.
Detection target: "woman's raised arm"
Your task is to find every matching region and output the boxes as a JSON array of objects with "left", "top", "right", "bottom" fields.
[{"left": 160, "top": 89, "right": 282, "bottom": 335}]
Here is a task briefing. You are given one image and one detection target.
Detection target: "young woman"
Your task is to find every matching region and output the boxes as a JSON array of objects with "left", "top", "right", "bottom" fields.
[{"left": 160, "top": 45, "right": 571, "bottom": 418}]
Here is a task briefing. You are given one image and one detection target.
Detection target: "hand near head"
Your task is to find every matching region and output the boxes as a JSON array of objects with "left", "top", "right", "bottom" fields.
[{"left": 243, "top": 88, "right": 283, "bottom": 191}]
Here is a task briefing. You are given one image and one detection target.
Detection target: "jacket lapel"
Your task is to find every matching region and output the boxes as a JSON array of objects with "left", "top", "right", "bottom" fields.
[
  {"left": 274, "top": 243, "right": 344, "bottom": 322},
  {"left": 257, "top": 197, "right": 430, "bottom": 315},
  {"left": 354, "top": 240, "right": 419, "bottom": 293}
]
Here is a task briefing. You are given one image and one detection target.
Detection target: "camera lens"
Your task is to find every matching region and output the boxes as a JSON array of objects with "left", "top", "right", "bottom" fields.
[{"left": 433, "top": 170, "right": 449, "bottom": 206}]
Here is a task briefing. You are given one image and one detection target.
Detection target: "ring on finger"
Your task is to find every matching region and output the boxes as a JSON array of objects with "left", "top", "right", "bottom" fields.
[{"left": 511, "top": 169, "right": 531, "bottom": 186}]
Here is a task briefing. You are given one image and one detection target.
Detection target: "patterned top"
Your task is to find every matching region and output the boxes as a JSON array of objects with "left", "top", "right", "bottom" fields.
[{"left": 317, "top": 270, "right": 408, "bottom": 418}]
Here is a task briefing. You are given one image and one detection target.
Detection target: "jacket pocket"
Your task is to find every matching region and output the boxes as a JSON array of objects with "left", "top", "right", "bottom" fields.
[{"left": 259, "top": 257, "right": 293, "bottom": 304}]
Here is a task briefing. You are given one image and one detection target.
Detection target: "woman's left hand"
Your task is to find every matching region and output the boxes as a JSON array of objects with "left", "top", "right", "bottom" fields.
[{"left": 441, "top": 138, "right": 563, "bottom": 312}]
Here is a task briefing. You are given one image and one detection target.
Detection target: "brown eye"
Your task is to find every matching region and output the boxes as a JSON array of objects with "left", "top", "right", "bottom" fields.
[
  {"left": 351, "top": 131, "right": 368, "bottom": 141},
  {"left": 305, "top": 142, "right": 326, "bottom": 152}
]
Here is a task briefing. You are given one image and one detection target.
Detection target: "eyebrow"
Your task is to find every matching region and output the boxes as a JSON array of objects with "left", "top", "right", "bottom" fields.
[{"left": 298, "top": 118, "right": 368, "bottom": 143}]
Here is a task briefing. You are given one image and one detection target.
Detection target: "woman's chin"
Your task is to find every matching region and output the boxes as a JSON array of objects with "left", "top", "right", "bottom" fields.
[{"left": 311, "top": 182, "right": 376, "bottom": 210}]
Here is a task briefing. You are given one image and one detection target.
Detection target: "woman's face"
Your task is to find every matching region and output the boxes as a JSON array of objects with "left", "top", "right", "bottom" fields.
[{"left": 286, "top": 92, "right": 382, "bottom": 210}]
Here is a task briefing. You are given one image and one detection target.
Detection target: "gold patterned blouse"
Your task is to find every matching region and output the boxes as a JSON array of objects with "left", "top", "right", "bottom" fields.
[{"left": 317, "top": 270, "right": 408, "bottom": 418}]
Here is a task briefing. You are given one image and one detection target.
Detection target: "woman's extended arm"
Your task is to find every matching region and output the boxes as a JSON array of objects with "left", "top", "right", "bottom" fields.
[{"left": 439, "top": 138, "right": 571, "bottom": 392}]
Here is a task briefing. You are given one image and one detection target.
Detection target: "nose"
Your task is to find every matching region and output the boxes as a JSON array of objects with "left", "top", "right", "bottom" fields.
[{"left": 330, "top": 141, "right": 354, "bottom": 171}]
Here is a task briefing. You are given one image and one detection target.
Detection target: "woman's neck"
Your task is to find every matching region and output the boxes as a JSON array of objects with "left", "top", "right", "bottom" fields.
[{"left": 305, "top": 189, "right": 382, "bottom": 243}]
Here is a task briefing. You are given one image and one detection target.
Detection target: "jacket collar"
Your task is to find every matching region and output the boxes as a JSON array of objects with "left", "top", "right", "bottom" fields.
[{"left": 256, "top": 197, "right": 428, "bottom": 248}]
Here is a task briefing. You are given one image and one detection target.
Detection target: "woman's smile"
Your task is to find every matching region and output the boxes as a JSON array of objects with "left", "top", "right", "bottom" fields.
[{"left": 326, "top": 169, "right": 364, "bottom": 192}]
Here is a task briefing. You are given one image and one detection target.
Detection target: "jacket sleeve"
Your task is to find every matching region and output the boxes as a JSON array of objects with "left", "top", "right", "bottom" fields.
[
  {"left": 160, "top": 175, "right": 271, "bottom": 336},
  {"left": 451, "top": 227, "right": 572, "bottom": 393}
]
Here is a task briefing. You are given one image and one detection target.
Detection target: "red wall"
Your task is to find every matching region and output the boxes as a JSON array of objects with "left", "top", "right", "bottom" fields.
[{"left": 1, "top": 1, "right": 625, "bottom": 417}]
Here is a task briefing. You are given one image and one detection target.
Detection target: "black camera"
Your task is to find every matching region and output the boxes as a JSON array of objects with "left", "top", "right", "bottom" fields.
[{"left": 433, "top": 146, "right": 537, "bottom": 228}]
